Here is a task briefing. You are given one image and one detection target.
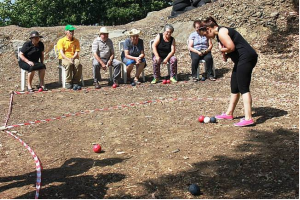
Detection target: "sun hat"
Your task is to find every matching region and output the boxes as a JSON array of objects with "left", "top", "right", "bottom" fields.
[
  {"left": 65, "top": 24, "right": 76, "bottom": 31},
  {"left": 29, "top": 31, "right": 43, "bottom": 39},
  {"left": 126, "top": 29, "right": 141, "bottom": 36},
  {"left": 99, "top": 27, "right": 109, "bottom": 34}
]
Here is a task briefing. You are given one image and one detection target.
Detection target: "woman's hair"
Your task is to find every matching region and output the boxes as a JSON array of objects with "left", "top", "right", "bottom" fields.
[
  {"left": 193, "top": 20, "right": 202, "bottom": 28},
  {"left": 203, "top": 16, "right": 218, "bottom": 28},
  {"left": 193, "top": 19, "right": 206, "bottom": 30},
  {"left": 164, "top": 24, "right": 174, "bottom": 33}
]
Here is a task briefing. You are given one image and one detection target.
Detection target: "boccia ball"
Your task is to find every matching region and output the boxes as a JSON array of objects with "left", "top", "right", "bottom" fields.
[
  {"left": 210, "top": 116, "right": 217, "bottom": 123},
  {"left": 131, "top": 82, "right": 136, "bottom": 86},
  {"left": 204, "top": 116, "right": 210, "bottom": 123},
  {"left": 38, "top": 88, "right": 43, "bottom": 92},
  {"left": 93, "top": 144, "right": 101, "bottom": 153},
  {"left": 188, "top": 184, "right": 201, "bottom": 195},
  {"left": 167, "top": 80, "right": 171, "bottom": 84},
  {"left": 198, "top": 115, "right": 205, "bottom": 123},
  {"left": 112, "top": 84, "right": 117, "bottom": 88},
  {"left": 162, "top": 80, "right": 167, "bottom": 84}
]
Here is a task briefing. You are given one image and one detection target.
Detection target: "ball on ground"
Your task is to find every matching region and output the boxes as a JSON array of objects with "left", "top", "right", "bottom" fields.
[
  {"left": 131, "top": 82, "right": 136, "bottom": 86},
  {"left": 167, "top": 80, "right": 171, "bottom": 84},
  {"left": 188, "top": 184, "right": 201, "bottom": 195},
  {"left": 38, "top": 88, "right": 43, "bottom": 92},
  {"left": 93, "top": 144, "right": 101, "bottom": 153},
  {"left": 112, "top": 84, "right": 117, "bottom": 88},
  {"left": 198, "top": 115, "right": 205, "bottom": 123},
  {"left": 204, "top": 116, "right": 210, "bottom": 123},
  {"left": 162, "top": 80, "right": 167, "bottom": 84},
  {"left": 210, "top": 116, "right": 217, "bottom": 123}
]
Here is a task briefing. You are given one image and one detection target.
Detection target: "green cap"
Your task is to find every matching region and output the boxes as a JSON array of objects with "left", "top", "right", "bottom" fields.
[{"left": 65, "top": 24, "right": 76, "bottom": 31}]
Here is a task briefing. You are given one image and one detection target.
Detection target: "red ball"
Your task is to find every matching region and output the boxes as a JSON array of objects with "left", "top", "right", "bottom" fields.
[
  {"left": 93, "top": 144, "right": 101, "bottom": 153},
  {"left": 112, "top": 84, "right": 117, "bottom": 88},
  {"left": 198, "top": 116, "right": 205, "bottom": 123},
  {"left": 38, "top": 88, "right": 43, "bottom": 92},
  {"left": 166, "top": 80, "right": 171, "bottom": 84},
  {"left": 162, "top": 80, "right": 167, "bottom": 84}
]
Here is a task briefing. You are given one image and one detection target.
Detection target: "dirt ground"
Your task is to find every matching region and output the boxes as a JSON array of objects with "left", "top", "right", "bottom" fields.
[{"left": 0, "top": 3, "right": 299, "bottom": 199}]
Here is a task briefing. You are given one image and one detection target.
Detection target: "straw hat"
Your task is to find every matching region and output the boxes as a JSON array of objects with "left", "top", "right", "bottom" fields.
[
  {"left": 99, "top": 27, "right": 109, "bottom": 34},
  {"left": 126, "top": 29, "right": 141, "bottom": 36}
]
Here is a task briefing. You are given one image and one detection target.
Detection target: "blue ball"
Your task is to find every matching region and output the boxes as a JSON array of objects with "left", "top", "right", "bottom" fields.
[
  {"left": 77, "top": 86, "right": 82, "bottom": 90},
  {"left": 131, "top": 82, "right": 136, "bottom": 86},
  {"left": 188, "top": 184, "right": 201, "bottom": 195},
  {"left": 210, "top": 116, "right": 217, "bottom": 123}
]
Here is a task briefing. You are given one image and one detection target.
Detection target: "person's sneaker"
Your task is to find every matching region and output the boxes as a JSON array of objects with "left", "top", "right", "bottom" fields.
[
  {"left": 73, "top": 84, "right": 79, "bottom": 90},
  {"left": 65, "top": 83, "right": 73, "bottom": 89},
  {"left": 234, "top": 118, "right": 254, "bottom": 127},
  {"left": 215, "top": 113, "right": 233, "bottom": 120},
  {"left": 151, "top": 78, "right": 158, "bottom": 84},
  {"left": 170, "top": 76, "right": 177, "bottom": 83},
  {"left": 95, "top": 82, "right": 101, "bottom": 89}
]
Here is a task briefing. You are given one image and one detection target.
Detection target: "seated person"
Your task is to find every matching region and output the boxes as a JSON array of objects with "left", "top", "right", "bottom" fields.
[
  {"left": 92, "top": 27, "right": 122, "bottom": 89},
  {"left": 188, "top": 20, "right": 215, "bottom": 81},
  {"left": 121, "top": 29, "right": 146, "bottom": 84},
  {"left": 151, "top": 24, "right": 178, "bottom": 84},
  {"left": 18, "top": 31, "right": 47, "bottom": 92},
  {"left": 57, "top": 24, "right": 83, "bottom": 90}
]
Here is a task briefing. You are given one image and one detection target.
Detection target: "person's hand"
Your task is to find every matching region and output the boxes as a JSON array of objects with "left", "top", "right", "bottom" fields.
[
  {"left": 135, "top": 57, "right": 141, "bottom": 64},
  {"left": 198, "top": 51, "right": 203, "bottom": 56},
  {"left": 222, "top": 53, "right": 228, "bottom": 62},
  {"left": 155, "top": 56, "right": 160, "bottom": 63},
  {"left": 162, "top": 58, "right": 168, "bottom": 64},
  {"left": 27, "top": 61, "right": 34, "bottom": 66},
  {"left": 101, "top": 63, "right": 107, "bottom": 70},
  {"left": 70, "top": 58, "right": 75, "bottom": 64}
]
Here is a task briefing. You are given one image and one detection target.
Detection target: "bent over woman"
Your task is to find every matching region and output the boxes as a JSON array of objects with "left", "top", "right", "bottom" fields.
[{"left": 202, "top": 16, "right": 258, "bottom": 127}]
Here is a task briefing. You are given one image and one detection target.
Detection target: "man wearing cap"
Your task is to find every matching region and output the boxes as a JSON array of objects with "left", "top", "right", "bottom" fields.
[
  {"left": 18, "top": 31, "right": 47, "bottom": 92},
  {"left": 57, "top": 24, "right": 82, "bottom": 90},
  {"left": 92, "top": 27, "right": 122, "bottom": 89}
]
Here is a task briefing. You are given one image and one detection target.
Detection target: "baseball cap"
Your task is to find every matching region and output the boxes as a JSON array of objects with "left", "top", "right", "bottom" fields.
[{"left": 65, "top": 24, "right": 76, "bottom": 31}]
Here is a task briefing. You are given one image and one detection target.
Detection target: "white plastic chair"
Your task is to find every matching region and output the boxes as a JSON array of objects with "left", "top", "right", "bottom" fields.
[
  {"left": 18, "top": 46, "right": 42, "bottom": 91},
  {"left": 150, "top": 39, "right": 177, "bottom": 80},
  {"left": 119, "top": 41, "right": 145, "bottom": 83},
  {"left": 187, "top": 39, "right": 216, "bottom": 79},
  {"left": 54, "top": 45, "right": 84, "bottom": 88}
]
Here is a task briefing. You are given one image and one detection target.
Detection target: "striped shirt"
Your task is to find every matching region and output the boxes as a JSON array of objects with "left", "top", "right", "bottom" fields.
[{"left": 92, "top": 37, "right": 114, "bottom": 60}]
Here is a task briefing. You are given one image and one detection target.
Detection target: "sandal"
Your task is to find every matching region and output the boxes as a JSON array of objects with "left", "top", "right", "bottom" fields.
[
  {"left": 41, "top": 86, "right": 48, "bottom": 91},
  {"left": 28, "top": 88, "right": 34, "bottom": 92}
]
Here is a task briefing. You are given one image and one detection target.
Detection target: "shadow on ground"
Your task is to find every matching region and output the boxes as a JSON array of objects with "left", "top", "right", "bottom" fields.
[{"left": 0, "top": 157, "right": 127, "bottom": 198}]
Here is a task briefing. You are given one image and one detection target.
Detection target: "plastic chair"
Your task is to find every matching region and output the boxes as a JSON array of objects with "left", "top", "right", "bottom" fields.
[
  {"left": 187, "top": 39, "right": 216, "bottom": 79},
  {"left": 150, "top": 39, "right": 177, "bottom": 80},
  {"left": 119, "top": 41, "right": 145, "bottom": 83},
  {"left": 18, "top": 46, "right": 42, "bottom": 91},
  {"left": 54, "top": 45, "right": 84, "bottom": 88}
]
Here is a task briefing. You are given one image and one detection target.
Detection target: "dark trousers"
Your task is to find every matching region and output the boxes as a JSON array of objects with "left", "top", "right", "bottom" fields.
[{"left": 190, "top": 51, "right": 214, "bottom": 78}]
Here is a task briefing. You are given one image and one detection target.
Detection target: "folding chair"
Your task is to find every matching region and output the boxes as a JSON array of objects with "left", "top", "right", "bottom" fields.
[
  {"left": 187, "top": 39, "right": 216, "bottom": 79},
  {"left": 150, "top": 39, "right": 177, "bottom": 80},
  {"left": 119, "top": 41, "right": 145, "bottom": 83},
  {"left": 54, "top": 45, "right": 84, "bottom": 88}
]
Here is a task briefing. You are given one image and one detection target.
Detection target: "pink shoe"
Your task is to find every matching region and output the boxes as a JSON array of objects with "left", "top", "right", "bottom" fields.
[
  {"left": 215, "top": 113, "right": 233, "bottom": 120},
  {"left": 234, "top": 118, "right": 254, "bottom": 127}
]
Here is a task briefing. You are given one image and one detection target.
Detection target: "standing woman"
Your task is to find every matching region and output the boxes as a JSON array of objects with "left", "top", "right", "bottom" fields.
[
  {"left": 151, "top": 24, "right": 178, "bottom": 84},
  {"left": 202, "top": 16, "right": 258, "bottom": 127},
  {"left": 19, "top": 31, "right": 47, "bottom": 92},
  {"left": 188, "top": 20, "right": 215, "bottom": 81}
]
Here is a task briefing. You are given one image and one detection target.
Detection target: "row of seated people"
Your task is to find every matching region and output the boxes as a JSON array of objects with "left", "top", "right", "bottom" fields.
[{"left": 18, "top": 21, "right": 215, "bottom": 91}]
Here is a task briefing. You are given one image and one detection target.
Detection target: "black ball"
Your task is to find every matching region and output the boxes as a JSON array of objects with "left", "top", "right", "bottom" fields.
[
  {"left": 188, "top": 184, "right": 201, "bottom": 195},
  {"left": 210, "top": 116, "right": 217, "bottom": 123}
]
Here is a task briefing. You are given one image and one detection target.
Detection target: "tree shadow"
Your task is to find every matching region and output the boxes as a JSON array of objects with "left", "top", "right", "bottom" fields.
[
  {"left": 110, "top": 128, "right": 299, "bottom": 198},
  {"left": 0, "top": 157, "right": 127, "bottom": 198}
]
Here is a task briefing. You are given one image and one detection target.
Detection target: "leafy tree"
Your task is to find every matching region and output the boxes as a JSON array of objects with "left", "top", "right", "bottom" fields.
[{"left": 0, "top": 0, "right": 172, "bottom": 27}]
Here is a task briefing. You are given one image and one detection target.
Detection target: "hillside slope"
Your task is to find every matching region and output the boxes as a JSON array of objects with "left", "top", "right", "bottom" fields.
[{"left": 0, "top": 0, "right": 298, "bottom": 93}]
